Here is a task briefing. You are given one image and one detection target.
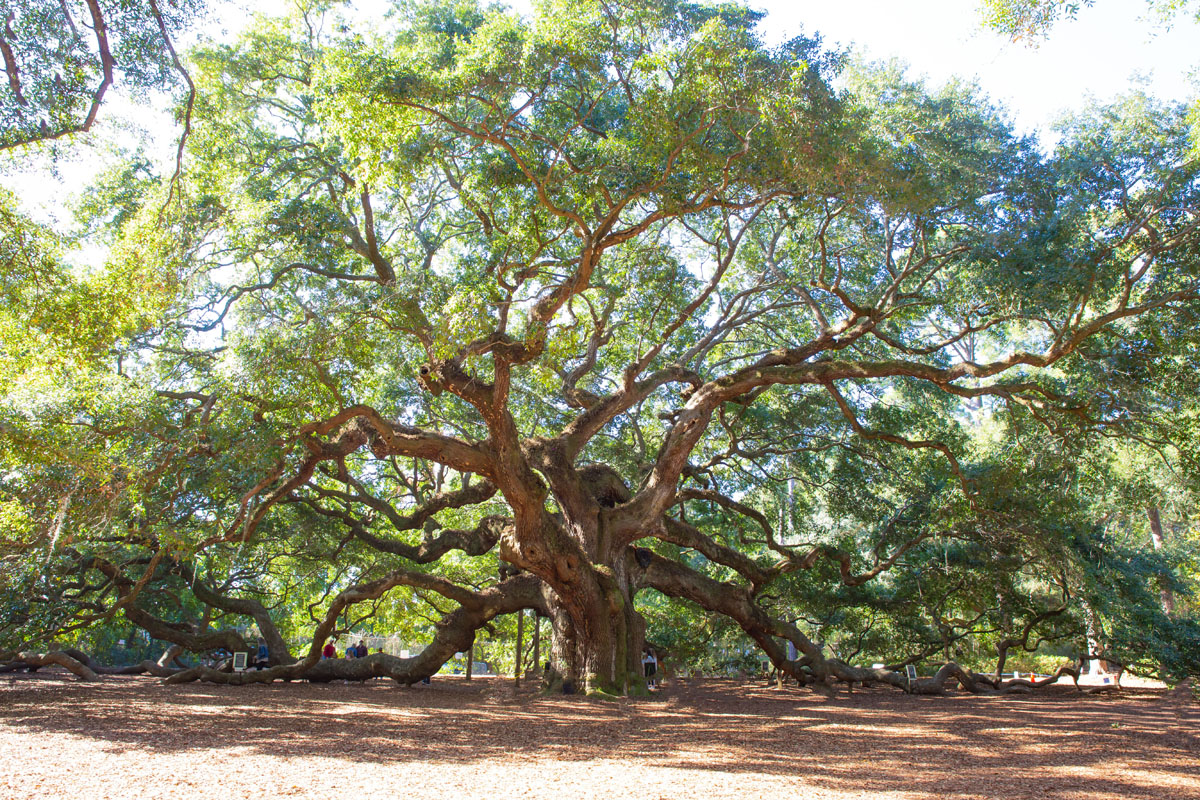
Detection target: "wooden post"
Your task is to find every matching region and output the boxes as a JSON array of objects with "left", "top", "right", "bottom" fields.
[
  {"left": 466, "top": 645, "right": 473, "bottom": 682},
  {"left": 514, "top": 609, "right": 524, "bottom": 687}
]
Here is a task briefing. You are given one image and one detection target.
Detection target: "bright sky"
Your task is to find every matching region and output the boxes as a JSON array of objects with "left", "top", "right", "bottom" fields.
[
  {"left": 757, "top": 0, "right": 1198, "bottom": 139},
  {"left": 3, "top": 0, "right": 1197, "bottom": 220}
]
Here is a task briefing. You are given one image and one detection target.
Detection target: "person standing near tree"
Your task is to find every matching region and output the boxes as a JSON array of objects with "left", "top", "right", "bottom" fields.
[
  {"left": 322, "top": 640, "right": 335, "bottom": 659},
  {"left": 355, "top": 640, "right": 368, "bottom": 658},
  {"left": 642, "top": 649, "right": 658, "bottom": 688}
]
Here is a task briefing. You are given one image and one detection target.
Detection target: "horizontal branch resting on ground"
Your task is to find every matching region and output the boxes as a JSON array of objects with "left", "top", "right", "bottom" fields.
[{"left": 1, "top": 647, "right": 188, "bottom": 681}]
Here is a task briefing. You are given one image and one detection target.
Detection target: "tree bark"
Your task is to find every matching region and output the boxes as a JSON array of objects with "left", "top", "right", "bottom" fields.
[
  {"left": 1147, "top": 505, "right": 1176, "bottom": 615},
  {"left": 157, "top": 644, "right": 186, "bottom": 669},
  {"left": 1084, "top": 601, "right": 1108, "bottom": 674},
  {"left": 178, "top": 566, "right": 294, "bottom": 663},
  {"left": 14, "top": 650, "right": 98, "bottom": 681}
]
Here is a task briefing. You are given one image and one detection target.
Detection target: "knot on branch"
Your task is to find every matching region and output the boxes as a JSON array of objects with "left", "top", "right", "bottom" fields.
[
  {"left": 367, "top": 431, "right": 390, "bottom": 460},
  {"left": 579, "top": 463, "right": 632, "bottom": 508},
  {"left": 564, "top": 386, "right": 601, "bottom": 410},
  {"left": 417, "top": 362, "right": 444, "bottom": 396}
]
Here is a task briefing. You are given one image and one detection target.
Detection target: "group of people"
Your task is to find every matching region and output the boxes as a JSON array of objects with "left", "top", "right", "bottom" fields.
[
  {"left": 322, "top": 640, "right": 369, "bottom": 659},
  {"left": 314, "top": 639, "right": 663, "bottom": 686}
]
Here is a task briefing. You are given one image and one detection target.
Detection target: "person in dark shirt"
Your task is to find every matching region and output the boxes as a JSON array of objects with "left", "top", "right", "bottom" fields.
[
  {"left": 255, "top": 639, "right": 270, "bottom": 670},
  {"left": 355, "top": 640, "right": 368, "bottom": 658}
]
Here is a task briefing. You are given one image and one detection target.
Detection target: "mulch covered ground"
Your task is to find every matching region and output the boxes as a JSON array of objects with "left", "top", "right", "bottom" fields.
[{"left": 1, "top": 671, "right": 1196, "bottom": 800}]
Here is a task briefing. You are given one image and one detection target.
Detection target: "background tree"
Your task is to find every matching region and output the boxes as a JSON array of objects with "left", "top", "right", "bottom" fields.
[{"left": 979, "top": 0, "right": 1199, "bottom": 43}]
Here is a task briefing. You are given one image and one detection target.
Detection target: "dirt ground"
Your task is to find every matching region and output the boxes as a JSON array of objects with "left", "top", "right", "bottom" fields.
[{"left": 1, "top": 671, "right": 1196, "bottom": 800}]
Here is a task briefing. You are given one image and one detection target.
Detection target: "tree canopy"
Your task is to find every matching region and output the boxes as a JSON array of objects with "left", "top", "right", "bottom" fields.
[
  {"left": 2, "top": 0, "right": 1198, "bottom": 695},
  {"left": 0, "top": 0, "right": 201, "bottom": 150},
  {"left": 979, "top": 0, "right": 1200, "bottom": 42}
]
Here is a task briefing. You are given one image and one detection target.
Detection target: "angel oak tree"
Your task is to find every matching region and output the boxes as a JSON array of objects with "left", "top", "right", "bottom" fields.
[{"left": 4, "top": 0, "right": 1199, "bottom": 695}]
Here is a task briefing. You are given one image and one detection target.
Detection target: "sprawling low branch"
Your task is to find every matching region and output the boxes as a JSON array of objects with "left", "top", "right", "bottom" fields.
[
  {"left": 654, "top": 517, "right": 775, "bottom": 590},
  {"left": 7, "top": 650, "right": 98, "bottom": 680},
  {"left": 637, "top": 550, "right": 823, "bottom": 668},
  {"left": 167, "top": 573, "right": 547, "bottom": 685},
  {"left": 173, "top": 564, "right": 294, "bottom": 664},
  {"left": 90, "top": 558, "right": 248, "bottom": 655}
]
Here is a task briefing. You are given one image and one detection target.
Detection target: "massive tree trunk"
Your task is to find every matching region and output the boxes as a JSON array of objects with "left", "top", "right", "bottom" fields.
[
  {"left": 495, "top": 460, "right": 649, "bottom": 696},
  {"left": 525, "top": 556, "right": 643, "bottom": 695}
]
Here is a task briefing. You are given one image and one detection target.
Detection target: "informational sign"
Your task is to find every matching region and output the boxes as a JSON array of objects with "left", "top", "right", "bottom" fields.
[
  {"left": 232, "top": 651, "right": 248, "bottom": 671},
  {"left": 905, "top": 665, "right": 918, "bottom": 680}
]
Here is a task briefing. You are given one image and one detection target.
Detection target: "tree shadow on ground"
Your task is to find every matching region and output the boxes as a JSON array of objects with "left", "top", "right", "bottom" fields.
[{"left": 2, "top": 673, "right": 1196, "bottom": 800}]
